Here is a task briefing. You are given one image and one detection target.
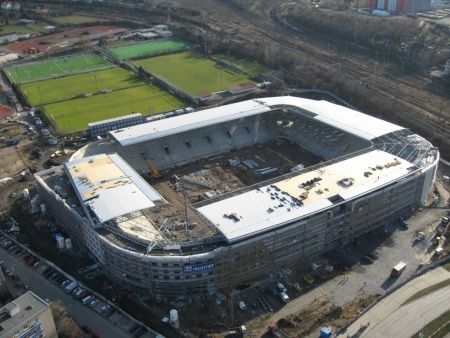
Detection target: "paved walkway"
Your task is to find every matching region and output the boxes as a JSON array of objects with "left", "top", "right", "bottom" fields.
[{"left": 339, "top": 267, "right": 450, "bottom": 337}]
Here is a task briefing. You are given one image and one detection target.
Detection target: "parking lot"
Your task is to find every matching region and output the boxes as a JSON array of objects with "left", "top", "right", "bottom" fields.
[
  {"left": 218, "top": 188, "right": 449, "bottom": 337},
  {"left": 0, "top": 233, "right": 159, "bottom": 338}
]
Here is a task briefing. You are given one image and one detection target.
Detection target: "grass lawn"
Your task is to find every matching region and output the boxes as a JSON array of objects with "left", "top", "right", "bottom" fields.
[
  {"left": 4, "top": 54, "right": 112, "bottom": 84},
  {"left": 442, "top": 261, "right": 450, "bottom": 272},
  {"left": 134, "top": 51, "right": 253, "bottom": 96},
  {"left": 44, "top": 85, "right": 182, "bottom": 134},
  {"left": 212, "top": 53, "right": 267, "bottom": 76},
  {"left": 52, "top": 15, "right": 104, "bottom": 25},
  {"left": 20, "top": 67, "right": 141, "bottom": 105},
  {"left": 0, "top": 21, "right": 48, "bottom": 36},
  {"left": 403, "top": 278, "right": 450, "bottom": 305},
  {"left": 411, "top": 309, "right": 450, "bottom": 338},
  {"left": 109, "top": 38, "right": 192, "bottom": 60}
]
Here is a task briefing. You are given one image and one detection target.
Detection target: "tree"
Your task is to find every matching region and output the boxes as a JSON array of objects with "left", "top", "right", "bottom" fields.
[{"left": 50, "top": 301, "right": 84, "bottom": 338}]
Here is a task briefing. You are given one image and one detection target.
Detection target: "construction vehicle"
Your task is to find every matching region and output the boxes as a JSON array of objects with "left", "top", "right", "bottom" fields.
[{"left": 141, "top": 152, "right": 160, "bottom": 178}]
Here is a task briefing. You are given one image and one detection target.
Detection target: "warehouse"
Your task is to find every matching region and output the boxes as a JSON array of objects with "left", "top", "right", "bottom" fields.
[{"left": 35, "top": 96, "right": 439, "bottom": 298}]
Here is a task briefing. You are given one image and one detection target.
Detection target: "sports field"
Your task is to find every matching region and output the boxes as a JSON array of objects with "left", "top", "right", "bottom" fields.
[
  {"left": 20, "top": 67, "right": 142, "bottom": 105},
  {"left": 213, "top": 54, "right": 267, "bottom": 76},
  {"left": 4, "top": 54, "right": 112, "bottom": 84},
  {"left": 44, "top": 85, "right": 182, "bottom": 134},
  {"left": 134, "top": 51, "right": 253, "bottom": 96},
  {"left": 0, "top": 20, "right": 48, "bottom": 36},
  {"left": 52, "top": 15, "right": 104, "bottom": 25},
  {"left": 108, "top": 38, "right": 192, "bottom": 60}
]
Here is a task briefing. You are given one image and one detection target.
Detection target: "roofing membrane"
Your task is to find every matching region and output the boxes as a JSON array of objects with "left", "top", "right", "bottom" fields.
[
  {"left": 65, "top": 153, "right": 162, "bottom": 223},
  {"left": 109, "top": 96, "right": 405, "bottom": 147},
  {"left": 197, "top": 150, "right": 414, "bottom": 243}
]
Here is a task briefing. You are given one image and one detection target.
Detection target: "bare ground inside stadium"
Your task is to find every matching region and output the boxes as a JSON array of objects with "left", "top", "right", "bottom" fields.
[{"left": 145, "top": 139, "right": 322, "bottom": 243}]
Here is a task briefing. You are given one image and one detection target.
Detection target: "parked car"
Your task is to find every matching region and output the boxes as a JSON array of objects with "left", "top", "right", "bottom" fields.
[
  {"left": 100, "top": 304, "right": 111, "bottom": 313},
  {"left": 103, "top": 308, "right": 115, "bottom": 318},
  {"left": 82, "top": 295, "right": 94, "bottom": 305},
  {"left": 415, "top": 232, "right": 425, "bottom": 242},
  {"left": 88, "top": 298, "right": 99, "bottom": 308},
  {"left": 238, "top": 301, "right": 247, "bottom": 311},
  {"left": 78, "top": 290, "right": 90, "bottom": 300},
  {"left": 276, "top": 282, "right": 287, "bottom": 293},
  {"left": 91, "top": 331, "right": 102, "bottom": 338},
  {"left": 134, "top": 327, "right": 147, "bottom": 338},
  {"left": 279, "top": 291, "right": 290, "bottom": 303},
  {"left": 71, "top": 286, "right": 82, "bottom": 296}
]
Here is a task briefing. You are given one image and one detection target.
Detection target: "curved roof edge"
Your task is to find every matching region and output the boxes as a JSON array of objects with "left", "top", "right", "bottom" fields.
[{"left": 109, "top": 96, "right": 405, "bottom": 147}]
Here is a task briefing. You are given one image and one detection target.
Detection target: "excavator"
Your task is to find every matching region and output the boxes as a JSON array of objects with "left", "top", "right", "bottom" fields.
[{"left": 141, "top": 152, "right": 160, "bottom": 179}]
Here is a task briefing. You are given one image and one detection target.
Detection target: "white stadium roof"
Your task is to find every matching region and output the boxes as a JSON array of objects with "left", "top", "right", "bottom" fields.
[
  {"left": 109, "top": 96, "right": 404, "bottom": 147},
  {"left": 65, "top": 153, "right": 163, "bottom": 223},
  {"left": 259, "top": 97, "right": 404, "bottom": 140},
  {"left": 197, "top": 150, "right": 414, "bottom": 243},
  {"left": 110, "top": 100, "right": 271, "bottom": 146}
]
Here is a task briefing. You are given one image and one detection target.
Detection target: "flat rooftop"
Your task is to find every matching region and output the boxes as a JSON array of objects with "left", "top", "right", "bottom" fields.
[
  {"left": 0, "top": 292, "right": 48, "bottom": 334},
  {"left": 65, "top": 153, "right": 163, "bottom": 223},
  {"left": 109, "top": 99, "right": 270, "bottom": 146},
  {"left": 197, "top": 150, "right": 415, "bottom": 243}
]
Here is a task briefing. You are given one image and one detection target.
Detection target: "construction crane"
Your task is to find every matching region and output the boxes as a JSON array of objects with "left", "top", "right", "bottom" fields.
[{"left": 141, "top": 152, "right": 160, "bottom": 178}]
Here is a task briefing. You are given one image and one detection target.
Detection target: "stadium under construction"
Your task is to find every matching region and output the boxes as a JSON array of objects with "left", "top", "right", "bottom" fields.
[{"left": 35, "top": 96, "right": 439, "bottom": 298}]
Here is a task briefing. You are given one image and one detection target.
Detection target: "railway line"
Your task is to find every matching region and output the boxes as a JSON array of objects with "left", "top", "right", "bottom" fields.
[
  {"left": 65, "top": 0, "right": 450, "bottom": 150},
  {"left": 201, "top": 0, "right": 450, "bottom": 142}
]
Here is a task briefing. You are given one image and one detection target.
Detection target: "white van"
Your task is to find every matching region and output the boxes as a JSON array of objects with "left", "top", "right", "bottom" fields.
[{"left": 279, "top": 291, "right": 290, "bottom": 303}]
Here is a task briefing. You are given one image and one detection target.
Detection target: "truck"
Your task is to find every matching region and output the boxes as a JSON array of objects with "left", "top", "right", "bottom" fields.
[{"left": 390, "top": 261, "right": 407, "bottom": 278}]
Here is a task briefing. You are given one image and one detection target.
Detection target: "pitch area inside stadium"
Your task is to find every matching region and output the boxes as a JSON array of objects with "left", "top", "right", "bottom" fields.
[{"left": 138, "top": 138, "right": 322, "bottom": 243}]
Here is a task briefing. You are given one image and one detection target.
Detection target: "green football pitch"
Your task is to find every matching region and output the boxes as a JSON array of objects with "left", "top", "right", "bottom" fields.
[
  {"left": 20, "top": 67, "right": 143, "bottom": 105},
  {"left": 17, "top": 66, "right": 182, "bottom": 134},
  {"left": 133, "top": 51, "right": 253, "bottom": 96},
  {"left": 4, "top": 54, "right": 112, "bottom": 84},
  {"left": 108, "top": 38, "right": 192, "bottom": 60},
  {"left": 44, "top": 85, "right": 182, "bottom": 134}
]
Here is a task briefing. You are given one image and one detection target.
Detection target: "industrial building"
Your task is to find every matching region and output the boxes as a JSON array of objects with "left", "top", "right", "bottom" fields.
[
  {"left": 35, "top": 96, "right": 439, "bottom": 299},
  {"left": 0, "top": 292, "right": 57, "bottom": 338}
]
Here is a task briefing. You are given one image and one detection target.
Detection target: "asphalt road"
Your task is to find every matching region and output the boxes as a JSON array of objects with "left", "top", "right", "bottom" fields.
[
  {"left": 365, "top": 285, "right": 450, "bottom": 338},
  {"left": 0, "top": 246, "right": 140, "bottom": 338},
  {"left": 339, "top": 266, "right": 450, "bottom": 337}
]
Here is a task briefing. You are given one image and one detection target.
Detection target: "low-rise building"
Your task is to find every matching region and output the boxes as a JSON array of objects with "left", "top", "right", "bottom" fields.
[{"left": 0, "top": 292, "right": 57, "bottom": 338}]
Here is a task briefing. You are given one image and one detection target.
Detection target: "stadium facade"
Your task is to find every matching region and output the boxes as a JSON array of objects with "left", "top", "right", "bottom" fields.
[{"left": 35, "top": 96, "right": 439, "bottom": 298}]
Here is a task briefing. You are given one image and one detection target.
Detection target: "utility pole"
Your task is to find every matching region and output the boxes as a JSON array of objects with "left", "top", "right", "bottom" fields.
[{"left": 372, "top": 61, "right": 378, "bottom": 88}]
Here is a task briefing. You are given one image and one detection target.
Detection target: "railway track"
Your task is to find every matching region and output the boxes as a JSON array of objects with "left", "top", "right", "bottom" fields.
[
  {"left": 67, "top": 0, "right": 449, "bottom": 150},
  {"left": 201, "top": 0, "right": 450, "bottom": 140}
]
